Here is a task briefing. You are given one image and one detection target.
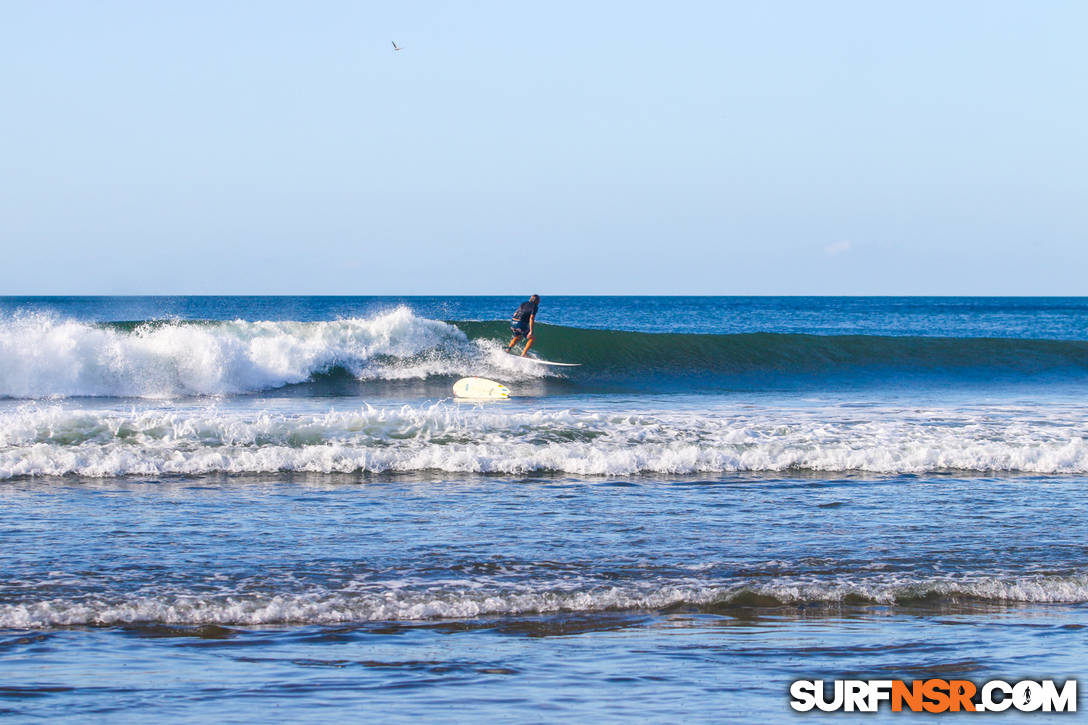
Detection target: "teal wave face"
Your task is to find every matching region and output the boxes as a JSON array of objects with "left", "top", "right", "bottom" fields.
[
  {"left": 454, "top": 321, "right": 1088, "bottom": 388},
  {"left": 3, "top": 311, "right": 1088, "bottom": 399}
]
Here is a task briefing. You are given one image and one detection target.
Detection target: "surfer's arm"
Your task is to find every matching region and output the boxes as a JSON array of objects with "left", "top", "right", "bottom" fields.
[{"left": 527, "top": 313, "right": 535, "bottom": 338}]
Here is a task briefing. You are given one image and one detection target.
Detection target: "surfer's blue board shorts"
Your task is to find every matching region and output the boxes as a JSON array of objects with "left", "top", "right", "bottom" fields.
[{"left": 510, "top": 322, "right": 531, "bottom": 338}]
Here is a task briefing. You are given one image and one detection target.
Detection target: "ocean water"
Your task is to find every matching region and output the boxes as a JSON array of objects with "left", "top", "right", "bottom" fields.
[{"left": 1, "top": 296, "right": 1086, "bottom": 722}]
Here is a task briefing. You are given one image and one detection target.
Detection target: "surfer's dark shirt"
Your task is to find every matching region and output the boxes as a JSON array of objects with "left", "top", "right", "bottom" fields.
[{"left": 512, "top": 301, "right": 538, "bottom": 328}]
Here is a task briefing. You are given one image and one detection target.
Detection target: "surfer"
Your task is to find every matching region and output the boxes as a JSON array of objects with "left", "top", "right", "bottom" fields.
[{"left": 506, "top": 294, "right": 540, "bottom": 356}]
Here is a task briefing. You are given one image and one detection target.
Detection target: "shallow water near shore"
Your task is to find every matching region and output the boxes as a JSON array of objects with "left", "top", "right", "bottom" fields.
[{"left": 3, "top": 470, "right": 1087, "bottom": 721}]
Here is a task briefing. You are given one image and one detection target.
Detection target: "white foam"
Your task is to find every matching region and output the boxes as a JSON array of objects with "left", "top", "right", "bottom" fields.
[
  {"left": 0, "top": 309, "right": 551, "bottom": 399},
  {"left": 3, "top": 401, "right": 1088, "bottom": 477},
  {"left": 2, "top": 573, "right": 1084, "bottom": 627}
]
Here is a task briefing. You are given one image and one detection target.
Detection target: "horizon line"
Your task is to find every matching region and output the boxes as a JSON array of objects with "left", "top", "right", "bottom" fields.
[{"left": 3, "top": 293, "right": 1088, "bottom": 299}]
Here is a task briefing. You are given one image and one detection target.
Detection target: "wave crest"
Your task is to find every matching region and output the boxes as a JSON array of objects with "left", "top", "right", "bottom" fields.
[
  {"left": 4, "top": 310, "right": 1088, "bottom": 399},
  {"left": 0, "top": 309, "right": 554, "bottom": 399}
]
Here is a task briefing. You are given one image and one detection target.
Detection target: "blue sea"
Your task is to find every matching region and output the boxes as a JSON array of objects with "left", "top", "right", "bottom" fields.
[{"left": 1, "top": 296, "right": 1086, "bottom": 722}]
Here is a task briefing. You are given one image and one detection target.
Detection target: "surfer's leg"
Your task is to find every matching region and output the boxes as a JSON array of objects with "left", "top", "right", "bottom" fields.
[
  {"left": 508, "top": 324, "right": 529, "bottom": 352},
  {"left": 520, "top": 335, "right": 534, "bottom": 356}
]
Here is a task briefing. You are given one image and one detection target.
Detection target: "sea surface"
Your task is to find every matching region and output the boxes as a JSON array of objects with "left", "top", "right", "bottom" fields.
[{"left": 1, "top": 296, "right": 1086, "bottom": 722}]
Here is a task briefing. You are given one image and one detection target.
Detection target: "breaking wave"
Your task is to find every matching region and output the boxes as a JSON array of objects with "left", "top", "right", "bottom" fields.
[
  {"left": 4, "top": 574, "right": 1086, "bottom": 627},
  {"left": 4, "top": 402, "right": 1088, "bottom": 478},
  {"left": 2, "top": 309, "right": 1088, "bottom": 399},
  {"left": 0, "top": 308, "right": 550, "bottom": 399}
]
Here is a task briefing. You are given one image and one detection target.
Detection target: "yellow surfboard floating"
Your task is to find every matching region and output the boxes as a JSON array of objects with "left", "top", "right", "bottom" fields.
[{"left": 453, "top": 377, "right": 511, "bottom": 399}]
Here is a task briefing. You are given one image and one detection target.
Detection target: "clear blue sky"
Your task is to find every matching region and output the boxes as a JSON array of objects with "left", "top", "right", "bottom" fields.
[{"left": 2, "top": 1, "right": 1086, "bottom": 295}]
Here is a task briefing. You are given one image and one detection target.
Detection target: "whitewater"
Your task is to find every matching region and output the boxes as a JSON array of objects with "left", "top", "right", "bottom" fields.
[
  {"left": 4, "top": 401, "right": 1088, "bottom": 478},
  {"left": 5, "top": 305, "right": 1088, "bottom": 399},
  {"left": 6, "top": 572, "right": 1088, "bottom": 628},
  {"left": 0, "top": 308, "right": 547, "bottom": 398},
  {"left": 4, "top": 296, "right": 1087, "bottom": 721}
]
